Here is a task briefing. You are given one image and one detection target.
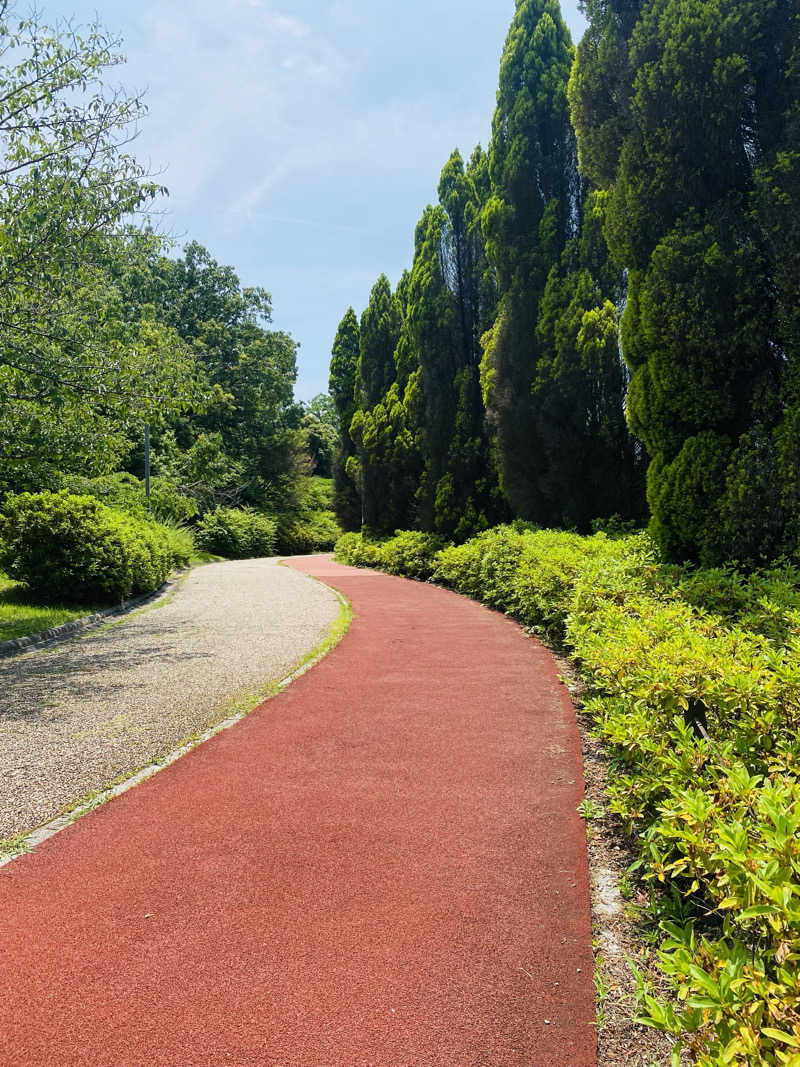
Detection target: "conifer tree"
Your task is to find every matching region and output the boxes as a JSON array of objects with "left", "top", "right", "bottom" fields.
[
  {"left": 532, "top": 190, "right": 646, "bottom": 529},
  {"left": 480, "top": 0, "right": 579, "bottom": 521},
  {"left": 329, "top": 308, "right": 362, "bottom": 530},
  {"left": 570, "top": 0, "right": 800, "bottom": 563},
  {"left": 408, "top": 150, "right": 505, "bottom": 539},
  {"left": 358, "top": 274, "right": 401, "bottom": 409},
  {"left": 349, "top": 275, "right": 420, "bottom": 533}
]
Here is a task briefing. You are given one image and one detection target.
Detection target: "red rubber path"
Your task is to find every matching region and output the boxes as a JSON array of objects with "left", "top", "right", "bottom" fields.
[{"left": 1, "top": 556, "right": 596, "bottom": 1066}]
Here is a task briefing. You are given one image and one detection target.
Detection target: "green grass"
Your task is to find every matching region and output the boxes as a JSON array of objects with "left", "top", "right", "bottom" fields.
[
  {"left": 189, "top": 550, "right": 225, "bottom": 565},
  {"left": 0, "top": 571, "right": 105, "bottom": 643},
  {"left": 0, "top": 553, "right": 223, "bottom": 645}
]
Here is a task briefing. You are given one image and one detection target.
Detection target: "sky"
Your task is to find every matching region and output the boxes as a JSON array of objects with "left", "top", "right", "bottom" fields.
[{"left": 44, "top": 0, "right": 587, "bottom": 402}]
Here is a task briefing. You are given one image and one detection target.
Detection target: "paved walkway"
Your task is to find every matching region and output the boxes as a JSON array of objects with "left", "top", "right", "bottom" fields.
[
  {"left": 0, "top": 555, "right": 596, "bottom": 1066},
  {"left": 0, "top": 558, "right": 341, "bottom": 838}
]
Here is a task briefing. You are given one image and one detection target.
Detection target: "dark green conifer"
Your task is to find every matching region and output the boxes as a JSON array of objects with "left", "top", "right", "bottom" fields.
[
  {"left": 349, "top": 275, "right": 420, "bottom": 534},
  {"left": 480, "top": 0, "right": 579, "bottom": 521},
  {"left": 329, "top": 308, "right": 362, "bottom": 530},
  {"left": 532, "top": 190, "right": 646, "bottom": 530},
  {"left": 570, "top": 0, "right": 800, "bottom": 563},
  {"left": 407, "top": 149, "right": 505, "bottom": 539}
]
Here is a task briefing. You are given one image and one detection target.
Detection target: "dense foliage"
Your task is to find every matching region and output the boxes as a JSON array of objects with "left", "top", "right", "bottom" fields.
[
  {"left": 330, "top": 0, "right": 799, "bottom": 566},
  {"left": 0, "top": 6, "right": 201, "bottom": 490},
  {"left": 570, "top": 0, "right": 800, "bottom": 564},
  {"left": 336, "top": 525, "right": 800, "bottom": 1063},
  {"left": 194, "top": 507, "right": 278, "bottom": 560},
  {"left": 0, "top": 492, "right": 176, "bottom": 602},
  {"left": 479, "top": 0, "right": 581, "bottom": 521},
  {"left": 329, "top": 308, "right": 363, "bottom": 530},
  {"left": 60, "top": 472, "right": 198, "bottom": 526},
  {"left": 330, "top": 0, "right": 648, "bottom": 543}
]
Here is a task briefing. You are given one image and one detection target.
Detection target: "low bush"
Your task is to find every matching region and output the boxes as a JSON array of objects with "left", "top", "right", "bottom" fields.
[
  {"left": 335, "top": 530, "right": 444, "bottom": 579},
  {"left": 160, "top": 522, "right": 195, "bottom": 569},
  {"left": 335, "top": 523, "right": 800, "bottom": 1064},
  {"left": 377, "top": 531, "right": 445, "bottom": 580},
  {"left": 0, "top": 491, "right": 174, "bottom": 602},
  {"left": 194, "top": 507, "right": 277, "bottom": 559},
  {"left": 277, "top": 510, "right": 341, "bottom": 555},
  {"left": 670, "top": 560, "right": 800, "bottom": 644},
  {"left": 334, "top": 531, "right": 385, "bottom": 569}
]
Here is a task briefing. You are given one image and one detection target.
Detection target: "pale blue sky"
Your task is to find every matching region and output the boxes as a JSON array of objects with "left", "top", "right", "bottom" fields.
[{"left": 46, "top": 0, "right": 587, "bottom": 400}]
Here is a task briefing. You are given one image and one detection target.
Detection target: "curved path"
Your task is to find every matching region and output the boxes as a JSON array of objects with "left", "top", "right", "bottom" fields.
[
  {"left": 0, "top": 558, "right": 341, "bottom": 838},
  {"left": 0, "top": 555, "right": 596, "bottom": 1066}
]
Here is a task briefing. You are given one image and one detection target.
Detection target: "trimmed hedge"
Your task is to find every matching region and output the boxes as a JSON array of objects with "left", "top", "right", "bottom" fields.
[
  {"left": 335, "top": 526, "right": 800, "bottom": 1064},
  {"left": 194, "top": 507, "right": 277, "bottom": 559},
  {"left": 0, "top": 491, "right": 174, "bottom": 602}
]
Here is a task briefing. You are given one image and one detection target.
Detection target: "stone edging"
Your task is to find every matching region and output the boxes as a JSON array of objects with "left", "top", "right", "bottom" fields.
[{"left": 0, "top": 574, "right": 185, "bottom": 659}]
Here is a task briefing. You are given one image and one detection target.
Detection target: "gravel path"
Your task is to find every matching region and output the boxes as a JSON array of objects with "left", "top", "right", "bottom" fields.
[{"left": 0, "top": 558, "right": 342, "bottom": 838}]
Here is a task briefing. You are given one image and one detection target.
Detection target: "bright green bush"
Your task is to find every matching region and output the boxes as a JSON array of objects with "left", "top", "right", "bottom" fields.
[
  {"left": 377, "top": 531, "right": 445, "bottom": 580},
  {"left": 672, "top": 561, "right": 800, "bottom": 644},
  {"left": 433, "top": 524, "right": 528, "bottom": 609},
  {"left": 160, "top": 523, "right": 195, "bottom": 569},
  {"left": 335, "top": 530, "right": 445, "bottom": 579},
  {"left": 339, "top": 522, "right": 800, "bottom": 1062},
  {"left": 334, "top": 531, "right": 385, "bottom": 568},
  {"left": 194, "top": 507, "right": 277, "bottom": 559},
  {"left": 433, "top": 524, "right": 649, "bottom": 642},
  {"left": 0, "top": 491, "right": 173, "bottom": 602}
]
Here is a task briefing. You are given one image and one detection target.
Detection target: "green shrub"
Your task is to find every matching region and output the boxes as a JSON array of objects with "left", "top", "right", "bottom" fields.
[
  {"left": 672, "top": 560, "right": 800, "bottom": 644},
  {"left": 277, "top": 510, "right": 341, "bottom": 555},
  {"left": 434, "top": 524, "right": 528, "bottom": 608},
  {"left": 377, "top": 531, "right": 445, "bottom": 580},
  {"left": 61, "top": 472, "right": 198, "bottom": 526},
  {"left": 0, "top": 491, "right": 173, "bottom": 602},
  {"left": 334, "top": 531, "right": 385, "bottom": 568},
  {"left": 335, "top": 530, "right": 444, "bottom": 577},
  {"left": 194, "top": 507, "right": 277, "bottom": 559},
  {"left": 160, "top": 522, "right": 195, "bottom": 569}
]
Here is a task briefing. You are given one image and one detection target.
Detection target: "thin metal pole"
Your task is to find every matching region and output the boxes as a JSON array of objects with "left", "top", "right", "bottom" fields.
[{"left": 144, "top": 424, "right": 151, "bottom": 509}]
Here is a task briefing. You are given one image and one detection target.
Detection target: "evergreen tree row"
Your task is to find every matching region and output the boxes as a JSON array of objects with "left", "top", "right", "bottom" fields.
[{"left": 330, "top": 0, "right": 799, "bottom": 565}]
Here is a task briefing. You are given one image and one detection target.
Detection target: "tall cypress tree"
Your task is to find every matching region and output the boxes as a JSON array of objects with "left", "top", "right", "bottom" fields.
[
  {"left": 408, "top": 149, "right": 505, "bottom": 539},
  {"left": 357, "top": 274, "right": 401, "bottom": 409},
  {"left": 329, "top": 307, "right": 361, "bottom": 530},
  {"left": 480, "top": 0, "right": 579, "bottom": 521},
  {"left": 349, "top": 274, "right": 420, "bottom": 533},
  {"left": 570, "top": 0, "right": 800, "bottom": 563},
  {"left": 532, "top": 189, "right": 647, "bottom": 529},
  {"left": 754, "top": 18, "right": 800, "bottom": 552}
]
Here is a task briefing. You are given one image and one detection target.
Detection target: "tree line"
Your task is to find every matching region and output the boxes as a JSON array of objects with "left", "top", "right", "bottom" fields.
[
  {"left": 0, "top": 1, "right": 337, "bottom": 528},
  {"left": 330, "top": 0, "right": 799, "bottom": 566}
]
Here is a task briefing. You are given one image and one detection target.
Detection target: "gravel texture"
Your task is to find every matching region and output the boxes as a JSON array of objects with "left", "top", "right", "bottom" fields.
[{"left": 0, "top": 558, "right": 342, "bottom": 838}]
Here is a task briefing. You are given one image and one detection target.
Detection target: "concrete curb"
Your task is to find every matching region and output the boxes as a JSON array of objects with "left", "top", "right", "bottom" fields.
[{"left": 0, "top": 573, "right": 185, "bottom": 659}]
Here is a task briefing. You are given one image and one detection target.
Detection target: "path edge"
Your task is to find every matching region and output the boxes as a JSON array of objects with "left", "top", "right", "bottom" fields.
[
  {"left": 0, "top": 571, "right": 352, "bottom": 870},
  {"left": 0, "top": 573, "right": 188, "bottom": 659}
]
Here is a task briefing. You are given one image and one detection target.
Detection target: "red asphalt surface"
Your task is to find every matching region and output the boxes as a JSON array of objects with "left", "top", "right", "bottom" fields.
[{"left": 1, "top": 556, "right": 596, "bottom": 1067}]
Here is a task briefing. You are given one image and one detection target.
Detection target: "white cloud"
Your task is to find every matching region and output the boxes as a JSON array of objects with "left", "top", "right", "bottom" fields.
[{"left": 126, "top": 2, "right": 347, "bottom": 208}]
